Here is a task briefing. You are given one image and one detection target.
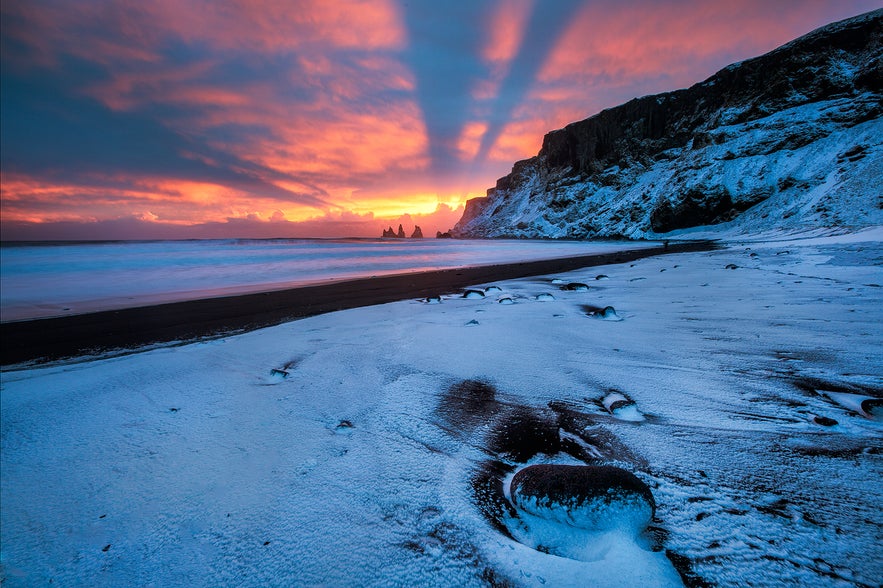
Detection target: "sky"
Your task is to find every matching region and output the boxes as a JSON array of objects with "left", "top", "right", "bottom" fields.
[{"left": 1, "top": 0, "right": 879, "bottom": 240}]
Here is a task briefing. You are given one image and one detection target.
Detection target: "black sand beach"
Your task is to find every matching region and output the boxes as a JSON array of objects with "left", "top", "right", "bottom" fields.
[{"left": 1, "top": 240, "right": 715, "bottom": 365}]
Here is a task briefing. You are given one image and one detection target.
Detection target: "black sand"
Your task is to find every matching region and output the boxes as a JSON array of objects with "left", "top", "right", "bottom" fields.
[{"left": 1, "top": 240, "right": 715, "bottom": 365}]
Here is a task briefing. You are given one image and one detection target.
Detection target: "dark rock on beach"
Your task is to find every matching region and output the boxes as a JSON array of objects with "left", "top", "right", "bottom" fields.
[
  {"left": 560, "top": 282, "right": 589, "bottom": 291},
  {"left": 510, "top": 464, "right": 655, "bottom": 532}
]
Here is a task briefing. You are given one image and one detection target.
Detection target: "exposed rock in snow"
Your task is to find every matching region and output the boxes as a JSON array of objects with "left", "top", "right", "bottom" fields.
[
  {"left": 561, "top": 282, "right": 590, "bottom": 291},
  {"left": 462, "top": 289, "right": 485, "bottom": 299},
  {"left": 510, "top": 464, "right": 655, "bottom": 533},
  {"left": 602, "top": 391, "right": 645, "bottom": 420},
  {"left": 452, "top": 9, "right": 883, "bottom": 240}
]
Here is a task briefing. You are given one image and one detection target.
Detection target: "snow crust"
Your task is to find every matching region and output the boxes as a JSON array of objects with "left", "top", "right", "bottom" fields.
[{"left": 2, "top": 232, "right": 881, "bottom": 586}]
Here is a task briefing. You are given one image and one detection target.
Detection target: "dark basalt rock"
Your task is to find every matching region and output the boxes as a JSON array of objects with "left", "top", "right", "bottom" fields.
[
  {"left": 813, "top": 415, "right": 838, "bottom": 427},
  {"left": 861, "top": 398, "right": 882, "bottom": 419},
  {"left": 510, "top": 464, "right": 655, "bottom": 530},
  {"left": 411, "top": 225, "right": 424, "bottom": 238},
  {"left": 560, "top": 282, "right": 589, "bottom": 291}
]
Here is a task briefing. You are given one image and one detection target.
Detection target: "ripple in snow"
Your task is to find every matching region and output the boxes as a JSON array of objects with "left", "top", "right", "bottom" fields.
[
  {"left": 536, "top": 293, "right": 555, "bottom": 302},
  {"left": 463, "top": 289, "right": 485, "bottom": 299},
  {"left": 602, "top": 392, "right": 645, "bottom": 422},
  {"left": 510, "top": 464, "right": 655, "bottom": 534}
]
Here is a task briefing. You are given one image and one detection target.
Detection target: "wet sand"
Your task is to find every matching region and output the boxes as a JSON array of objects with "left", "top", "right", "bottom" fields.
[{"left": 1, "top": 240, "right": 715, "bottom": 365}]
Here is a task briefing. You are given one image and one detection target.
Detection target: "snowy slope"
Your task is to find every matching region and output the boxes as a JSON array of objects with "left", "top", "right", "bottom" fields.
[
  {"left": 452, "top": 10, "right": 883, "bottom": 240},
  {"left": 2, "top": 231, "right": 881, "bottom": 587}
]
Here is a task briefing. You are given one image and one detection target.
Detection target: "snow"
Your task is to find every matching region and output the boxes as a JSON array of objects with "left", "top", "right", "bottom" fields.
[{"left": 2, "top": 232, "right": 882, "bottom": 586}]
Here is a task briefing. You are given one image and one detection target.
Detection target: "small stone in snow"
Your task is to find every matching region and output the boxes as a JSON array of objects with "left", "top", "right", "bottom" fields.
[
  {"left": 425, "top": 295, "right": 441, "bottom": 304},
  {"left": 599, "top": 306, "right": 621, "bottom": 321},
  {"left": 813, "top": 415, "right": 838, "bottom": 427},
  {"left": 560, "top": 282, "right": 589, "bottom": 291},
  {"left": 270, "top": 368, "right": 289, "bottom": 378},
  {"left": 535, "top": 293, "right": 555, "bottom": 302},
  {"left": 861, "top": 398, "right": 882, "bottom": 420},
  {"left": 463, "top": 289, "right": 485, "bottom": 299},
  {"left": 102, "top": 544, "right": 111, "bottom": 552},
  {"left": 498, "top": 297, "right": 515, "bottom": 305},
  {"left": 595, "top": 274, "right": 609, "bottom": 280},
  {"left": 465, "top": 319, "right": 480, "bottom": 326},
  {"left": 726, "top": 264, "right": 739, "bottom": 270},
  {"left": 485, "top": 286, "right": 502, "bottom": 293}
]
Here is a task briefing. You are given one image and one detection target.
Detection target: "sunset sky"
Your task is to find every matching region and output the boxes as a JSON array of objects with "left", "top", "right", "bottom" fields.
[{"left": 1, "top": 0, "right": 878, "bottom": 240}]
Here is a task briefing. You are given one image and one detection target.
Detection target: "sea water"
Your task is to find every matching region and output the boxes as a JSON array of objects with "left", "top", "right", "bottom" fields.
[{"left": 0, "top": 238, "right": 655, "bottom": 321}]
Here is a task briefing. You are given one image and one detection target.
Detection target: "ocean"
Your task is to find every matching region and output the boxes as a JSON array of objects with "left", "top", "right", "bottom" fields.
[{"left": 0, "top": 238, "right": 655, "bottom": 321}]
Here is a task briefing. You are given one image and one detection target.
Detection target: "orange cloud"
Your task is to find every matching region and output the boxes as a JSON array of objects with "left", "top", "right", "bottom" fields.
[
  {"left": 482, "top": 0, "right": 534, "bottom": 68},
  {"left": 540, "top": 0, "right": 875, "bottom": 96},
  {"left": 456, "top": 121, "right": 489, "bottom": 161}
]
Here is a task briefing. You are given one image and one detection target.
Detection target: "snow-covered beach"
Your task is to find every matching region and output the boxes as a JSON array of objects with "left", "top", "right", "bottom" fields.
[{"left": 2, "top": 230, "right": 881, "bottom": 587}]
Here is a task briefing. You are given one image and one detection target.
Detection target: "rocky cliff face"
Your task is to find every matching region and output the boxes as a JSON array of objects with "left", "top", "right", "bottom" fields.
[{"left": 453, "top": 10, "right": 883, "bottom": 239}]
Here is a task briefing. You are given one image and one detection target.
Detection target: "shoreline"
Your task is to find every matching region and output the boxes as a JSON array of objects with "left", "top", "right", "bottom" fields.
[{"left": 0, "top": 240, "right": 715, "bottom": 366}]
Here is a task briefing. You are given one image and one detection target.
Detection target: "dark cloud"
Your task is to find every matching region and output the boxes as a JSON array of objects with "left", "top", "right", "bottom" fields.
[
  {"left": 474, "top": 0, "right": 585, "bottom": 162},
  {"left": 399, "top": 2, "right": 492, "bottom": 175},
  {"left": 0, "top": 50, "right": 330, "bottom": 206}
]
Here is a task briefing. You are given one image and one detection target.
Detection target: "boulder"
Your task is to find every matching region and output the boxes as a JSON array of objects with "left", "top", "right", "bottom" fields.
[{"left": 510, "top": 464, "right": 655, "bottom": 533}]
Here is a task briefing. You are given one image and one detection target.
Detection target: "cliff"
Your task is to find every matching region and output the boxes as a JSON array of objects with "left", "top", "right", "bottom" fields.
[{"left": 453, "top": 9, "right": 883, "bottom": 239}]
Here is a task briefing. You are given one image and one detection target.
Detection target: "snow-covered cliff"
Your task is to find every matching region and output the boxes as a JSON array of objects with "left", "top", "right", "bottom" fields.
[{"left": 452, "top": 9, "right": 883, "bottom": 239}]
